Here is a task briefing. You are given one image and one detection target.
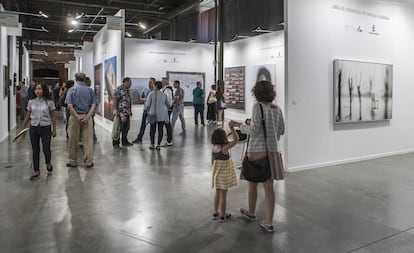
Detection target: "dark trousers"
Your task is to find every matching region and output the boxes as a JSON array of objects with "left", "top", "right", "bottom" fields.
[
  {"left": 150, "top": 122, "right": 164, "bottom": 145},
  {"left": 207, "top": 103, "right": 216, "bottom": 121},
  {"left": 164, "top": 110, "right": 173, "bottom": 143},
  {"left": 113, "top": 115, "right": 130, "bottom": 145},
  {"left": 194, "top": 104, "right": 205, "bottom": 125},
  {"left": 137, "top": 111, "right": 148, "bottom": 140},
  {"left": 29, "top": 125, "right": 51, "bottom": 172}
]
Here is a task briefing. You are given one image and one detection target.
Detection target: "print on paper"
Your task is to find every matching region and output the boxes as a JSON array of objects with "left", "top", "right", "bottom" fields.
[{"left": 103, "top": 56, "right": 117, "bottom": 121}]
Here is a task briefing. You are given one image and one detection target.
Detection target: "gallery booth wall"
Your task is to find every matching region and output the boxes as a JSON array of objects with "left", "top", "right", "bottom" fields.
[
  {"left": 124, "top": 38, "right": 215, "bottom": 121},
  {"left": 0, "top": 26, "right": 9, "bottom": 141},
  {"left": 286, "top": 0, "right": 414, "bottom": 170},
  {"left": 92, "top": 11, "right": 124, "bottom": 132}
]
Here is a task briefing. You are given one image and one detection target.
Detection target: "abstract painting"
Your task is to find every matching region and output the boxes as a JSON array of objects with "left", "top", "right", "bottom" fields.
[{"left": 334, "top": 59, "right": 393, "bottom": 123}]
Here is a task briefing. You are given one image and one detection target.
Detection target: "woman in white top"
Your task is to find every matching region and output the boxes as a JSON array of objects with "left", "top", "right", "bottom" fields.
[
  {"left": 22, "top": 83, "right": 56, "bottom": 180},
  {"left": 206, "top": 84, "right": 217, "bottom": 124}
]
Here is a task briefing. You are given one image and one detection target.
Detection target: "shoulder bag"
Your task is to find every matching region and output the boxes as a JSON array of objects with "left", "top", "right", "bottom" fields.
[{"left": 242, "top": 103, "right": 271, "bottom": 182}]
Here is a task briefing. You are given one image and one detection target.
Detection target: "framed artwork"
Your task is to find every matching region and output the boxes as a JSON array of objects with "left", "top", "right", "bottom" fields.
[
  {"left": 94, "top": 63, "right": 102, "bottom": 115},
  {"left": 167, "top": 71, "right": 205, "bottom": 105},
  {"left": 334, "top": 59, "right": 393, "bottom": 123},
  {"left": 130, "top": 78, "right": 150, "bottom": 105},
  {"left": 103, "top": 56, "right": 117, "bottom": 121},
  {"left": 224, "top": 66, "right": 245, "bottom": 110}
]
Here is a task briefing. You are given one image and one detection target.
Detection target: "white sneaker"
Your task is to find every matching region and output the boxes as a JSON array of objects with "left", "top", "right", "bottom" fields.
[
  {"left": 160, "top": 142, "right": 168, "bottom": 147},
  {"left": 167, "top": 142, "right": 173, "bottom": 146}
]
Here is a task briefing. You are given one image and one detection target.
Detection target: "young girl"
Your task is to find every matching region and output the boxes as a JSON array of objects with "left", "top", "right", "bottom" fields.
[
  {"left": 211, "top": 122, "right": 239, "bottom": 222},
  {"left": 22, "top": 83, "right": 57, "bottom": 180}
]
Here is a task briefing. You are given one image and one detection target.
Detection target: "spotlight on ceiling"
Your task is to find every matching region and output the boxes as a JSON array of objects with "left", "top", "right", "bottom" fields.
[
  {"left": 71, "top": 20, "right": 79, "bottom": 26},
  {"left": 252, "top": 26, "right": 274, "bottom": 33},
  {"left": 158, "top": 6, "right": 164, "bottom": 11},
  {"left": 38, "top": 11, "right": 48, "bottom": 18},
  {"left": 68, "top": 29, "right": 75, "bottom": 33},
  {"left": 125, "top": 32, "right": 132, "bottom": 37},
  {"left": 139, "top": 22, "right": 146, "bottom": 29},
  {"left": 41, "top": 26, "right": 49, "bottom": 32},
  {"left": 75, "top": 13, "right": 84, "bottom": 20}
]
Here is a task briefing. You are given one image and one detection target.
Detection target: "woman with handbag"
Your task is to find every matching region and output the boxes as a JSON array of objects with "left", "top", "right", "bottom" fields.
[
  {"left": 230, "top": 80, "right": 285, "bottom": 233},
  {"left": 145, "top": 81, "right": 170, "bottom": 150}
]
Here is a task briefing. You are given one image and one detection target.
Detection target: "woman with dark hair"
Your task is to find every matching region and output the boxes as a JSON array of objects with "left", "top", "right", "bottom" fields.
[
  {"left": 230, "top": 80, "right": 285, "bottom": 233},
  {"left": 256, "top": 67, "right": 272, "bottom": 82},
  {"left": 215, "top": 80, "right": 226, "bottom": 125},
  {"left": 206, "top": 84, "right": 217, "bottom": 124},
  {"left": 22, "top": 83, "right": 57, "bottom": 180},
  {"left": 145, "top": 81, "right": 170, "bottom": 150}
]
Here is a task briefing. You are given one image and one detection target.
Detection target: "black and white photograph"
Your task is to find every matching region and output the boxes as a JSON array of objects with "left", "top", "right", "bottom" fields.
[{"left": 334, "top": 59, "right": 393, "bottom": 123}]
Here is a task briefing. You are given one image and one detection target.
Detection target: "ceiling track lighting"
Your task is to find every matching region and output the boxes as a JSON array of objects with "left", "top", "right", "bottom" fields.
[
  {"left": 126, "top": 22, "right": 147, "bottom": 30},
  {"left": 68, "top": 29, "right": 98, "bottom": 33},
  {"left": 23, "top": 26, "right": 49, "bottom": 33},
  {"left": 231, "top": 34, "right": 249, "bottom": 41},
  {"left": 1, "top": 9, "right": 49, "bottom": 18},
  {"left": 125, "top": 32, "right": 132, "bottom": 37},
  {"left": 252, "top": 26, "right": 273, "bottom": 33}
]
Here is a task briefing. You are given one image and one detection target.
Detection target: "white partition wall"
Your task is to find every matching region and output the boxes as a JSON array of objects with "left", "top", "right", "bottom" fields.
[
  {"left": 93, "top": 10, "right": 124, "bottom": 131},
  {"left": 223, "top": 32, "right": 285, "bottom": 121},
  {"left": 286, "top": 0, "right": 414, "bottom": 170},
  {"left": 0, "top": 26, "right": 8, "bottom": 141}
]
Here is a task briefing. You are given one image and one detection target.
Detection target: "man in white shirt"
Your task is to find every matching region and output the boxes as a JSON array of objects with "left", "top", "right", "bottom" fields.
[{"left": 161, "top": 77, "right": 173, "bottom": 146}]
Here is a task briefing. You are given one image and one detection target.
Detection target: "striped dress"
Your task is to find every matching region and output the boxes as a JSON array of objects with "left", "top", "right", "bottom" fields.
[{"left": 211, "top": 148, "right": 238, "bottom": 189}]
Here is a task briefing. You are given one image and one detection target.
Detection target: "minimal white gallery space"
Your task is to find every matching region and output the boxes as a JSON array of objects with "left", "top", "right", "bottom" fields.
[{"left": 2, "top": 0, "right": 414, "bottom": 171}]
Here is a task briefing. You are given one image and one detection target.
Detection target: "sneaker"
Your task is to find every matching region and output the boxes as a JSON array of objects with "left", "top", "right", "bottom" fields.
[
  {"left": 160, "top": 142, "right": 168, "bottom": 147},
  {"left": 179, "top": 132, "right": 186, "bottom": 136},
  {"left": 167, "top": 142, "right": 173, "bottom": 146},
  {"left": 85, "top": 163, "right": 94, "bottom": 168},
  {"left": 132, "top": 138, "right": 142, "bottom": 144},
  {"left": 30, "top": 171, "right": 40, "bottom": 180},
  {"left": 212, "top": 213, "right": 219, "bottom": 220},
  {"left": 219, "top": 213, "right": 231, "bottom": 222},
  {"left": 149, "top": 145, "right": 156, "bottom": 150},
  {"left": 259, "top": 220, "right": 274, "bottom": 233},
  {"left": 240, "top": 208, "right": 257, "bottom": 221},
  {"left": 156, "top": 145, "right": 161, "bottom": 150},
  {"left": 122, "top": 142, "right": 133, "bottom": 147},
  {"left": 113, "top": 144, "right": 120, "bottom": 149}
]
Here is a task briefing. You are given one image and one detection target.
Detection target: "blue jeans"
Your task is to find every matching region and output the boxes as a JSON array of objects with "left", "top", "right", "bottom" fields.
[{"left": 171, "top": 107, "right": 186, "bottom": 133}]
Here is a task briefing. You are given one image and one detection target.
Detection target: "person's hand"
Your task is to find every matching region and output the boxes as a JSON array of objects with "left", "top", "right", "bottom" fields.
[
  {"left": 112, "top": 109, "right": 118, "bottom": 116},
  {"left": 80, "top": 115, "right": 90, "bottom": 124},
  {"left": 52, "top": 129, "right": 57, "bottom": 137}
]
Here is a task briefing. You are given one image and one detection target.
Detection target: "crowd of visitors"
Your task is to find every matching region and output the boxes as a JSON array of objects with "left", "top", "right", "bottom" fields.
[{"left": 17, "top": 73, "right": 285, "bottom": 233}]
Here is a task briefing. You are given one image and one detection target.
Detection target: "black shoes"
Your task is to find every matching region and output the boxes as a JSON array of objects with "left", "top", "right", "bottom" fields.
[
  {"left": 85, "top": 163, "right": 94, "bottom": 168},
  {"left": 132, "top": 138, "right": 142, "bottom": 144},
  {"left": 122, "top": 142, "right": 133, "bottom": 147},
  {"left": 46, "top": 164, "right": 53, "bottom": 172},
  {"left": 30, "top": 171, "right": 40, "bottom": 180},
  {"left": 66, "top": 163, "right": 78, "bottom": 168}
]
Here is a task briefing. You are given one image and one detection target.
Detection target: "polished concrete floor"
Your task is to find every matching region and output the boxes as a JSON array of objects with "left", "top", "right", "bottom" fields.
[{"left": 1, "top": 118, "right": 414, "bottom": 253}]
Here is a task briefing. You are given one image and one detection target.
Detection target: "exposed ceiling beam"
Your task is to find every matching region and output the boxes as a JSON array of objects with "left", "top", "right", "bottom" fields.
[{"left": 33, "top": 0, "right": 166, "bottom": 15}]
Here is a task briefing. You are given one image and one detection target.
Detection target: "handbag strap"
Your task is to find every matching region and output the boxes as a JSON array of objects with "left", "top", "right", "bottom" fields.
[{"left": 245, "top": 103, "right": 268, "bottom": 155}]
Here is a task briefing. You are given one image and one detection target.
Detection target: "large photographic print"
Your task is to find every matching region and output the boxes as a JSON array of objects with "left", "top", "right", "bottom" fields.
[
  {"left": 224, "top": 66, "right": 245, "bottom": 110},
  {"left": 334, "top": 59, "right": 393, "bottom": 123},
  {"left": 103, "top": 56, "right": 117, "bottom": 121},
  {"left": 167, "top": 71, "right": 205, "bottom": 105},
  {"left": 94, "top": 63, "right": 102, "bottom": 115}
]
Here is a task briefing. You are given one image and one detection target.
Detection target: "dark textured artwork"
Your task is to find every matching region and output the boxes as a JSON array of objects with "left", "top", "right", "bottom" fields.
[
  {"left": 334, "top": 59, "right": 393, "bottom": 123},
  {"left": 224, "top": 66, "right": 245, "bottom": 110}
]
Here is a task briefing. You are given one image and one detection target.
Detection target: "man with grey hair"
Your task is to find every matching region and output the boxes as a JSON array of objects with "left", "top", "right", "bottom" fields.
[{"left": 65, "top": 72, "right": 97, "bottom": 168}]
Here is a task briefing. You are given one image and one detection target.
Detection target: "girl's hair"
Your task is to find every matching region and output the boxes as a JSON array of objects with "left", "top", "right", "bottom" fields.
[
  {"left": 31, "top": 83, "right": 52, "bottom": 100},
  {"left": 211, "top": 128, "right": 229, "bottom": 145},
  {"left": 252, "top": 80, "right": 276, "bottom": 103}
]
